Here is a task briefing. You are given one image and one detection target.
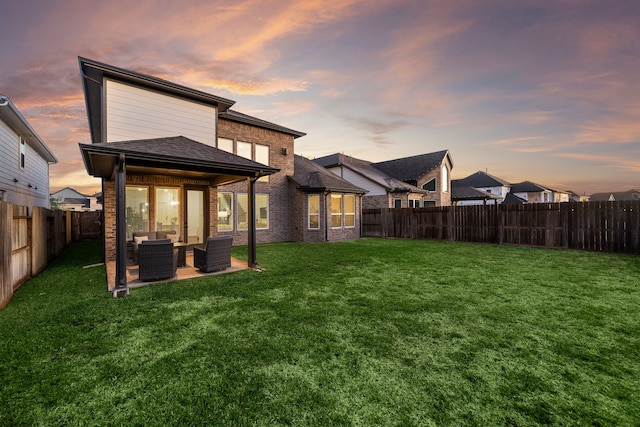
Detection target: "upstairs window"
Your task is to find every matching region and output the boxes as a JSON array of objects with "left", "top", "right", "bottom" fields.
[
  {"left": 422, "top": 178, "right": 436, "bottom": 192},
  {"left": 217, "top": 137, "right": 233, "bottom": 153},
  {"left": 442, "top": 167, "right": 449, "bottom": 193},
  {"left": 19, "top": 138, "right": 26, "bottom": 169}
]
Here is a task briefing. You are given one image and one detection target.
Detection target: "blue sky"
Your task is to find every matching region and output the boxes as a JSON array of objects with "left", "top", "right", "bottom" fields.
[{"left": 1, "top": 0, "right": 638, "bottom": 195}]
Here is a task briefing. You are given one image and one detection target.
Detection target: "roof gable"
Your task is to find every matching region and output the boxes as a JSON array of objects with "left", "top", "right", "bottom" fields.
[
  {"left": 452, "top": 171, "right": 510, "bottom": 188},
  {"left": 372, "top": 150, "right": 451, "bottom": 182},
  {"left": 290, "top": 155, "right": 367, "bottom": 193},
  {"left": 0, "top": 95, "right": 57, "bottom": 163}
]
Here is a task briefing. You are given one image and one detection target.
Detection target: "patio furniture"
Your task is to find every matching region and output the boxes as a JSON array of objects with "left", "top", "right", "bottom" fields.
[
  {"left": 132, "top": 230, "right": 177, "bottom": 263},
  {"left": 193, "top": 235, "right": 233, "bottom": 273},
  {"left": 137, "top": 239, "right": 178, "bottom": 281}
]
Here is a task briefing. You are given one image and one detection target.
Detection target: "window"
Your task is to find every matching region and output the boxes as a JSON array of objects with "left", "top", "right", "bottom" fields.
[
  {"left": 155, "top": 187, "right": 180, "bottom": 233},
  {"left": 442, "top": 166, "right": 449, "bottom": 193},
  {"left": 237, "top": 141, "right": 252, "bottom": 159},
  {"left": 331, "top": 194, "right": 343, "bottom": 228},
  {"left": 218, "top": 137, "right": 233, "bottom": 153},
  {"left": 422, "top": 178, "right": 436, "bottom": 192},
  {"left": 409, "top": 199, "right": 421, "bottom": 208},
  {"left": 424, "top": 201, "right": 436, "bottom": 207},
  {"left": 393, "top": 198, "right": 402, "bottom": 208},
  {"left": 237, "top": 193, "right": 269, "bottom": 230},
  {"left": 218, "top": 192, "right": 233, "bottom": 231},
  {"left": 0, "top": 190, "right": 4, "bottom": 201},
  {"left": 125, "top": 186, "right": 149, "bottom": 239},
  {"left": 308, "top": 194, "right": 320, "bottom": 229},
  {"left": 344, "top": 195, "right": 355, "bottom": 227},
  {"left": 19, "top": 138, "right": 26, "bottom": 169},
  {"left": 255, "top": 144, "right": 269, "bottom": 182}
]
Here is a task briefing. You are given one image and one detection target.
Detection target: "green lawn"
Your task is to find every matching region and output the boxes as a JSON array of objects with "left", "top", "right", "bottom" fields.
[{"left": 0, "top": 238, "right": 638, "bottom": 426}]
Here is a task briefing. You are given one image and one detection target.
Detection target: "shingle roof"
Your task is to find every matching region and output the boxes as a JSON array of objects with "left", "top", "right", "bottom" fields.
[
  {"left": 503, "top": 192, "right": 527, "bottom": 204},
  {"left": 510, "top": 181, "right": 549, "bottom": 193},
  {"left": 451, "top": 171, "right": 510, "bottom": 188},
  {"left": 290, "top": 155, "right": 367, "bottom": 194},
  {"left": 79, "top": 136, "right": 279, "bottom": 179},
  {"left": 313, "top": 153, "right": 425, "bottom": 193},
  {"left": 372, "top": 150, "right": 451, "bottom": 182},
  {"left": 451, "top": 186, "right": 500, "bottom": 201},
  {"left": 219, "top": 110, "right": 306, "bottom": 138},
  {"left": 590, "top": 189, "right": 640, "bottom": 202}
]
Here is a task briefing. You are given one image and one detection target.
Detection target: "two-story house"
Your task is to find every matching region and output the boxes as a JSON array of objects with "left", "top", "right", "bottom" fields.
[
  {"left": 0, "top": 95, "right": 57, "bottom": 208},
  {"left": 77, "top": 57, "right": 365, "bottom": 292},
  {"left": 451, "top": 171, "right": 511, "bottom": 205},
  {"left": 314, "top": 150, "right": 453, "bottom": 208}
]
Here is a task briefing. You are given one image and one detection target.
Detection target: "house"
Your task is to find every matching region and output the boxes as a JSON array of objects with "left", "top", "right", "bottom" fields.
[
  {"left": 510, "top": 181, "right": 569, "bottom": 203},
  {"left": 77, "top": 57, "right": 365, "bottom": 293},
  {"left": 590, "top": 189, "right": 640, "bottom": 202},
  {"left": 50, "top": 186, "right": 102, "bottom": 211},
  {"left": 0, "top": 95, "right": 57, "bottom": 208},
  {"left": 313, "top": 150, "right": 453, "bottom": 208},
  {"left": 288, "top": 155, "right": 367, "bottom": 243},
  {"left": 567, "top": 191, "right": 590, "bottom": 202},
  {"left": 451, "top": 171, "right": 511, "bottom": 205},
  {"left": 371, "top": 150, "right": 454, "bottom": 206}
]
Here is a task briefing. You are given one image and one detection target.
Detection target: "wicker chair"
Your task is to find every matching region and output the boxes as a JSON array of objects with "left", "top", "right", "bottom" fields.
[
  {"left": 193, "top": 235, "right": 233, "bottom": 273},
  {"left": 138, "top": 239, "right": 178, "bottom": 281}
]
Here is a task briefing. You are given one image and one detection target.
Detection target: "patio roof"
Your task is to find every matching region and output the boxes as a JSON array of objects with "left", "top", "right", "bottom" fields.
[{"left": 79, "top": 136, "right": 279, "bottom": 183}]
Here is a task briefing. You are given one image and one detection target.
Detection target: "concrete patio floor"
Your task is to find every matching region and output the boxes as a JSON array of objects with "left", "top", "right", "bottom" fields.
[{"left": 105, "top": 250, "right": 249, "bottom": 291}]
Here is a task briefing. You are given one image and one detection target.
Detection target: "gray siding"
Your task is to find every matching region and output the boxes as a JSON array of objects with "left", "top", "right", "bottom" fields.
[{"left": 0, "top": 119, "right": 51, "bottom": 208}]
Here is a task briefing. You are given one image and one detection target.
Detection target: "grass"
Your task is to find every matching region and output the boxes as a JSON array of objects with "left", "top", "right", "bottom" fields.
[{"left": 0, "top": 238, "right": 638, "bottom": 426}]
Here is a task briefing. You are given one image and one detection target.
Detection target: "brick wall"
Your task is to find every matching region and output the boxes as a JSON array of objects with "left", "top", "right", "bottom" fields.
[{"left": 217, "top": 118, "right": 296, "bottom": 245}]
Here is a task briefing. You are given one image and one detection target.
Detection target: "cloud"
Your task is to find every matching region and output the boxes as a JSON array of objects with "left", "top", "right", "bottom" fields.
[{"left": 556, "top": 152, "right": 640, "bottom": 173}]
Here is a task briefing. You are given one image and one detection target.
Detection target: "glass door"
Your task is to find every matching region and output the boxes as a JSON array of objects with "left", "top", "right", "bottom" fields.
[{"left": 185, "top": 187, "right": 208, "bottom": 245}]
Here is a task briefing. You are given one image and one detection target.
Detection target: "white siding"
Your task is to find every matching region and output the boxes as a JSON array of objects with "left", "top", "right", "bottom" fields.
[
  {"left": 327, "top": 166, "right": 387, "bottom": 196},
  {"left": 0, "top": 118, "right": 50, "bottom": 208},
  {"left": 105, "top": 79, "right": 217, "bottom": 145}
]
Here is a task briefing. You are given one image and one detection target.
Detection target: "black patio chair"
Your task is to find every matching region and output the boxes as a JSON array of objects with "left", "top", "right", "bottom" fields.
[
  {"left": 193, "top": 235, "right": 233, "bottom": 273},
  {"left": 138, "top": 239, "right": 178, "bottom": 281}
]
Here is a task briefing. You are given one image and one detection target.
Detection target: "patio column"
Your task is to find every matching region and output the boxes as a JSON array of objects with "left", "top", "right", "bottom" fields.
[
  {"left": 247, "top": 176, "right": 258, "bottom": 268},
  {"left": 114, "top": 153, "right": 128, "bottom": 296}
]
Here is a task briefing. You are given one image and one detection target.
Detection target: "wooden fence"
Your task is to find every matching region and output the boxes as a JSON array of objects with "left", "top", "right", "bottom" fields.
[
  {"left": 362, "top": 201, "right": 640, "bottom": 254},
  {"left": 0, "top": 202, "right": 103, "bottom": 309}
]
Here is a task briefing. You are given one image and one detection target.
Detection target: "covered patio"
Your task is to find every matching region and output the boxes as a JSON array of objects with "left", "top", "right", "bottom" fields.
[{"left": 79, "top": 135, "right": 278, "bottom": 296}]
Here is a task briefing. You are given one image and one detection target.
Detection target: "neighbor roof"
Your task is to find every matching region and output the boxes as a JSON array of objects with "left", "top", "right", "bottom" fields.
[
  {"left": 503, "top": 192, "right": 528, "bottom": 204},
  {"left": 451, "top": 171, "right": 510, "bottom": 188},
  {"left": 371, "top": 150, "right": 451, "bottom": 183},
  {"left": 313, "top": 153, "right": 425, "bottom": 194},
  {"left": 79, "top": 136, "right": 279, "bottom": 183},
  {"left": 590, "top": 189, "right": 640, "bottom": 202},
  {"left": 289, "top": 155, "right": 367, "bottom": 194},
  {"left": 451, "top": 186, "right": 500, "bottom": 201},
  {"left": 0, "top": 95, "right": 57, "bottom": 163},
  {"left": 510, "top": 181, "right": 550, "bottom": 193}
]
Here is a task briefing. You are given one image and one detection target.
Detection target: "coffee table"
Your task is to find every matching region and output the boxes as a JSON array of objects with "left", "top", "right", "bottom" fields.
[{"left": 174, "top": 242, "right": 188, "bottom": 267}]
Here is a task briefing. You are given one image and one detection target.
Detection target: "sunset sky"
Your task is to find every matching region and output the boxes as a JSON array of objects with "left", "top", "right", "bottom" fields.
[{"left": 1, "top": 0, "right": 639, "bottom": 196}]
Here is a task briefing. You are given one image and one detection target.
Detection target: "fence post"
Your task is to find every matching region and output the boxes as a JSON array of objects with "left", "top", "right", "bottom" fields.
[{"left": 0, "top": 202, "right": 12, "bottom": 309}]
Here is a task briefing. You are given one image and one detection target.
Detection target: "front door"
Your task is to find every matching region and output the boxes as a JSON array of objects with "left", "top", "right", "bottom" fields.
[{"left": 184, "top": 187, "right": 209, "bottom": 245}]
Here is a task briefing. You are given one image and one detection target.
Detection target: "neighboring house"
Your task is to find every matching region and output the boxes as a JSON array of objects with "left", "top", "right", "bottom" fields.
[
  {"left": 451, "top": 171, "right": 511, "bottom": 205},
  {"left": 371, "top": 150, "right": 453, "bottom": 207},
  {"left": 590, "top": 189, "right": 640, "bottom": 202},
  {"left": 502, "top": 192, "right": 528, "bottom": 205},
  {"left": 567, "top": 191, "right": 590, "bottom": 202},
  {"left": 50, "top": 186, "right": 102, "bottom": 211},
  {"left": 77, "top": 57, "right": 365, "bottom": 291},
  {"left": 288, "top": 155, "right": 367, "bottom": 243},
  {"left": 0, "top": 95, "right": 57, "bottom": 208},
  {"left": 510, "top": 181, "right": 569, "bottom": 203},
  {"left": 313, "top": 150, "right": 453, "bottom": 208},
  {"left": 451, "top": 186, "right": 501, "bottom": 206}
]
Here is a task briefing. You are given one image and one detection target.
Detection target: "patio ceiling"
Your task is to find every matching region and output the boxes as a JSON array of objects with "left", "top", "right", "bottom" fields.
[{"left": 79, "top": 135, "right": 279, "bottom": 184}]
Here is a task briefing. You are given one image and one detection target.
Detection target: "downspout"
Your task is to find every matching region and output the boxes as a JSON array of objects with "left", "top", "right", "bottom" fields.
[
  {"left": 247, "top": 175, "right": 258, "bottom": 268},
  {"left": 324, "top": 191, "right": 329, "bottom": 242}
]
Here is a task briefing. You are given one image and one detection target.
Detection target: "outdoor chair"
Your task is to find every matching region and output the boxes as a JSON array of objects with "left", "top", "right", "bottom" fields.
[
  {"left": 137, "top": 239, "right": 178, "bottom": 281},
  {"left": 193, "top": 235, "right": 233, "bottom": 273}
]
